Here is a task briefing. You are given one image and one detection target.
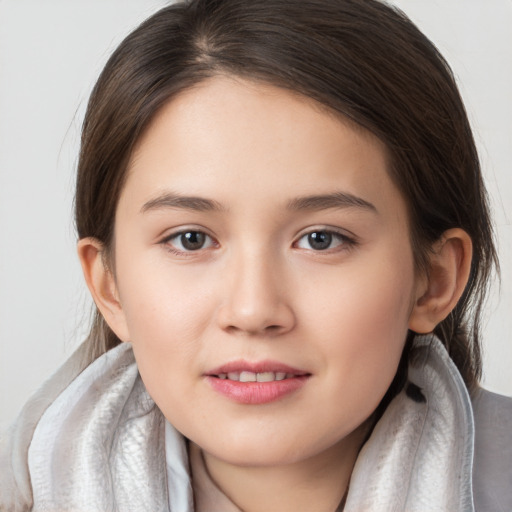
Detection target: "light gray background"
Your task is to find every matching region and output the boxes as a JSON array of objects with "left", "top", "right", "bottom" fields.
[{"left": 1, "top": 0, "right": 511, "bottom": 430}]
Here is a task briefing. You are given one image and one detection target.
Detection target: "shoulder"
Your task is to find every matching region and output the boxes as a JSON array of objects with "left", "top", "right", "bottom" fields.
[{"left": 472, "top": 388, "right": 512, "bottom": 511}]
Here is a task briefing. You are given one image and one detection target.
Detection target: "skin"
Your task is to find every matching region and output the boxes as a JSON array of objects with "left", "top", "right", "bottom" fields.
[{"left": 79, "top": 76, "right": 472, "bottom": 511}]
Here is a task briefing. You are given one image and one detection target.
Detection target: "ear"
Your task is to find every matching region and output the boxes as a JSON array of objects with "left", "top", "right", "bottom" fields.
[
  {"left": 408, "top": 228, "right": 472, "bottom": 334},
  {"left": 77, "top": 238, "right": 131, "bottom": 342}
]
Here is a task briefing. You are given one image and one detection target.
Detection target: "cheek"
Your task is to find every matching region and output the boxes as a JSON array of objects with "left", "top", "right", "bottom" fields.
[
  {"left": 113, "top": 255, "right": 219, "bottom": 390},
  {"left": 117, "top": 251, "right": 211, "bottom": 333},
  {"left": 305, "top": 251, "right": 415, "bottom": 392},
  {"left": 122, "top": 272, "right": 212, "bottom": 428}
]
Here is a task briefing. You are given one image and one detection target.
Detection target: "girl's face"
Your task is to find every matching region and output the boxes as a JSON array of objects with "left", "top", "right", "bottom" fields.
[{"left": 110, "top": 76, "right": 423, "bottom": 468}]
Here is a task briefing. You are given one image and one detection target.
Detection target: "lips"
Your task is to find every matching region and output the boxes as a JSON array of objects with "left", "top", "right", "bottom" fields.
[{"left": 205, "top": 360, "right": 310, "bottom": 404}]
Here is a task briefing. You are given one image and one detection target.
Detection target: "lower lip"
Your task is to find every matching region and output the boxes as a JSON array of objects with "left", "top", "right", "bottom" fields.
[{"left": 206, "top": 376, "right": 309, "bottom": 404}]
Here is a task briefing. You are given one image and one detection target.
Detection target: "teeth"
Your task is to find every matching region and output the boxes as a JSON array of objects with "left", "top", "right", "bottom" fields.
[
  {"left": 256, "top": 372, "right": 275, "bottom": 382},
  {"left": 218, "top": 371, "right": 295, "bottom": 382},
  {"left": 239, "top": 371, "right": 257, "bottom": 382}
]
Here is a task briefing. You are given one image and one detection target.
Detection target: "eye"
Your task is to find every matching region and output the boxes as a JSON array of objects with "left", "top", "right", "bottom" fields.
[
  {"left": 163, "top": 230, "right": 215, "bottom": 252},
  {"left": 295, "top": 230, "right": 352, "bottom": 251}
]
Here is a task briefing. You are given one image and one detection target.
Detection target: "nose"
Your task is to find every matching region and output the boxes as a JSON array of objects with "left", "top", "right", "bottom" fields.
[{"left": 216, "top": 250, "right": 296, "bottom": 337}]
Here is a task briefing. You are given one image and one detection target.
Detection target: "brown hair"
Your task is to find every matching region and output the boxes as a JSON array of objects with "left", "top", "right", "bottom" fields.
[{"left": 75, "top": 0, "right": 498, "bottom": 392}]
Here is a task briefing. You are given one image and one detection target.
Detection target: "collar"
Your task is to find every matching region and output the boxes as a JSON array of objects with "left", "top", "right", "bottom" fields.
[{"left": 345, "top": 334, "right": 474, "bottom": 511}]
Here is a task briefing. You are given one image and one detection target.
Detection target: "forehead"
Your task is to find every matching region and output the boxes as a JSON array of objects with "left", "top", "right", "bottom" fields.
[{"left": 123, "top": 76, "right": 405, "bottom": 221}]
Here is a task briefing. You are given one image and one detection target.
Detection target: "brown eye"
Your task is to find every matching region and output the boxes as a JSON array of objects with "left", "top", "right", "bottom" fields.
[
  {"left": 165, "top": 230, "right": 214, "bottom": 252},
  {"left": 296, "top": 230, "right": 353, "bottom": 252},
  {"left": 307, "top": 231, "right": 332, "bottom": 250},
  {"left": 180, "top": 231, "right": 207, "bottom": 250}
]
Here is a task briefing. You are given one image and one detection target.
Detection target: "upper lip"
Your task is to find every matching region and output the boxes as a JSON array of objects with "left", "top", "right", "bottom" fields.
[{"left": 205, "top": 360, "right": 310, "bottom": 376}]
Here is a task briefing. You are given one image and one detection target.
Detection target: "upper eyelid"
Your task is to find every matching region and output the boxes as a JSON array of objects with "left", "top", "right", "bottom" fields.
[
  {"left": 159, "top": 226, "right": 216, "bottom": 242},
  {"left": 294, "top": 226, "right": 357, "bottom": 241},
  {"left": 297, "top": 231, "right": 351, "bottom": 242}
]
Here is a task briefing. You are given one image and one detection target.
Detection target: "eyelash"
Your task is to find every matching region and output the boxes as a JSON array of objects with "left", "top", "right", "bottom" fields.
[
  {"left": 160, "top": 229, "right": 217, "bottom": 256},
  {"left": 294, "top": 229, "right": 356, "bottom": 252},
  {"left": 159, "top": 228, "right": 357, "bottom": 256}
]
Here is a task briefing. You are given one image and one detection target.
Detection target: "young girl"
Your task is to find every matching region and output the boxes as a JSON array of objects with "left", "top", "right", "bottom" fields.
[{"left": 1, "top": 0, "right": 511, "bottom": 510}]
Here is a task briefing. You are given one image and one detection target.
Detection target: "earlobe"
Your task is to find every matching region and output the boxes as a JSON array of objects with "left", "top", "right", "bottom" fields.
[
  {"left": 77, "top": 238, "right": 131, "bottom": 342},
  {"left": 408, "top": 228, "right": 473, "bottom": 334}
]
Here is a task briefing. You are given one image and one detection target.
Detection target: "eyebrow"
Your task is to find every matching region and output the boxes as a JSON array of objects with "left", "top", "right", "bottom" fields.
[
  {"left": 286, "top": 192, "right": 377, "bottom": 213},
  {"left": 141, "top": 192, "right": 225, "bottom": 213},
  {"left": 140, "top": 190, "right": 377, "bottom": 214}
]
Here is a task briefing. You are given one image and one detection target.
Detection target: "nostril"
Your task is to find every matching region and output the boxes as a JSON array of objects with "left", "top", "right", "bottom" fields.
[
  {"left": 216, "top": 299, "right": 296, "bottom": 336},
  {"left": 224, "top": 324, "right": 285, "bottom": 336},
  {"left": 224, "top": 325, "right": 243, "bottom": 335}
]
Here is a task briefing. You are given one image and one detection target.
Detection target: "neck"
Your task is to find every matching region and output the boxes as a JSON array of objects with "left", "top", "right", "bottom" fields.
[{"left": 199, "top": 423, "right": 369, "bottom": 512}]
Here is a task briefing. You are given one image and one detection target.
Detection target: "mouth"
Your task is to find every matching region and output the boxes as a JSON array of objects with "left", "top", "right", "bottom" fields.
[
  {"left": 215, "top": 371, "right": 299, "bottom": 382},
  {"left": 205, "top": 361, "right": 311, "bottom": 404}
]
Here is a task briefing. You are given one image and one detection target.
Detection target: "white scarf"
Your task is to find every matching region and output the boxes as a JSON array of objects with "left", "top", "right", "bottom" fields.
[{"left": 3, "top": 334, "right": 475, "bottom": 511}]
